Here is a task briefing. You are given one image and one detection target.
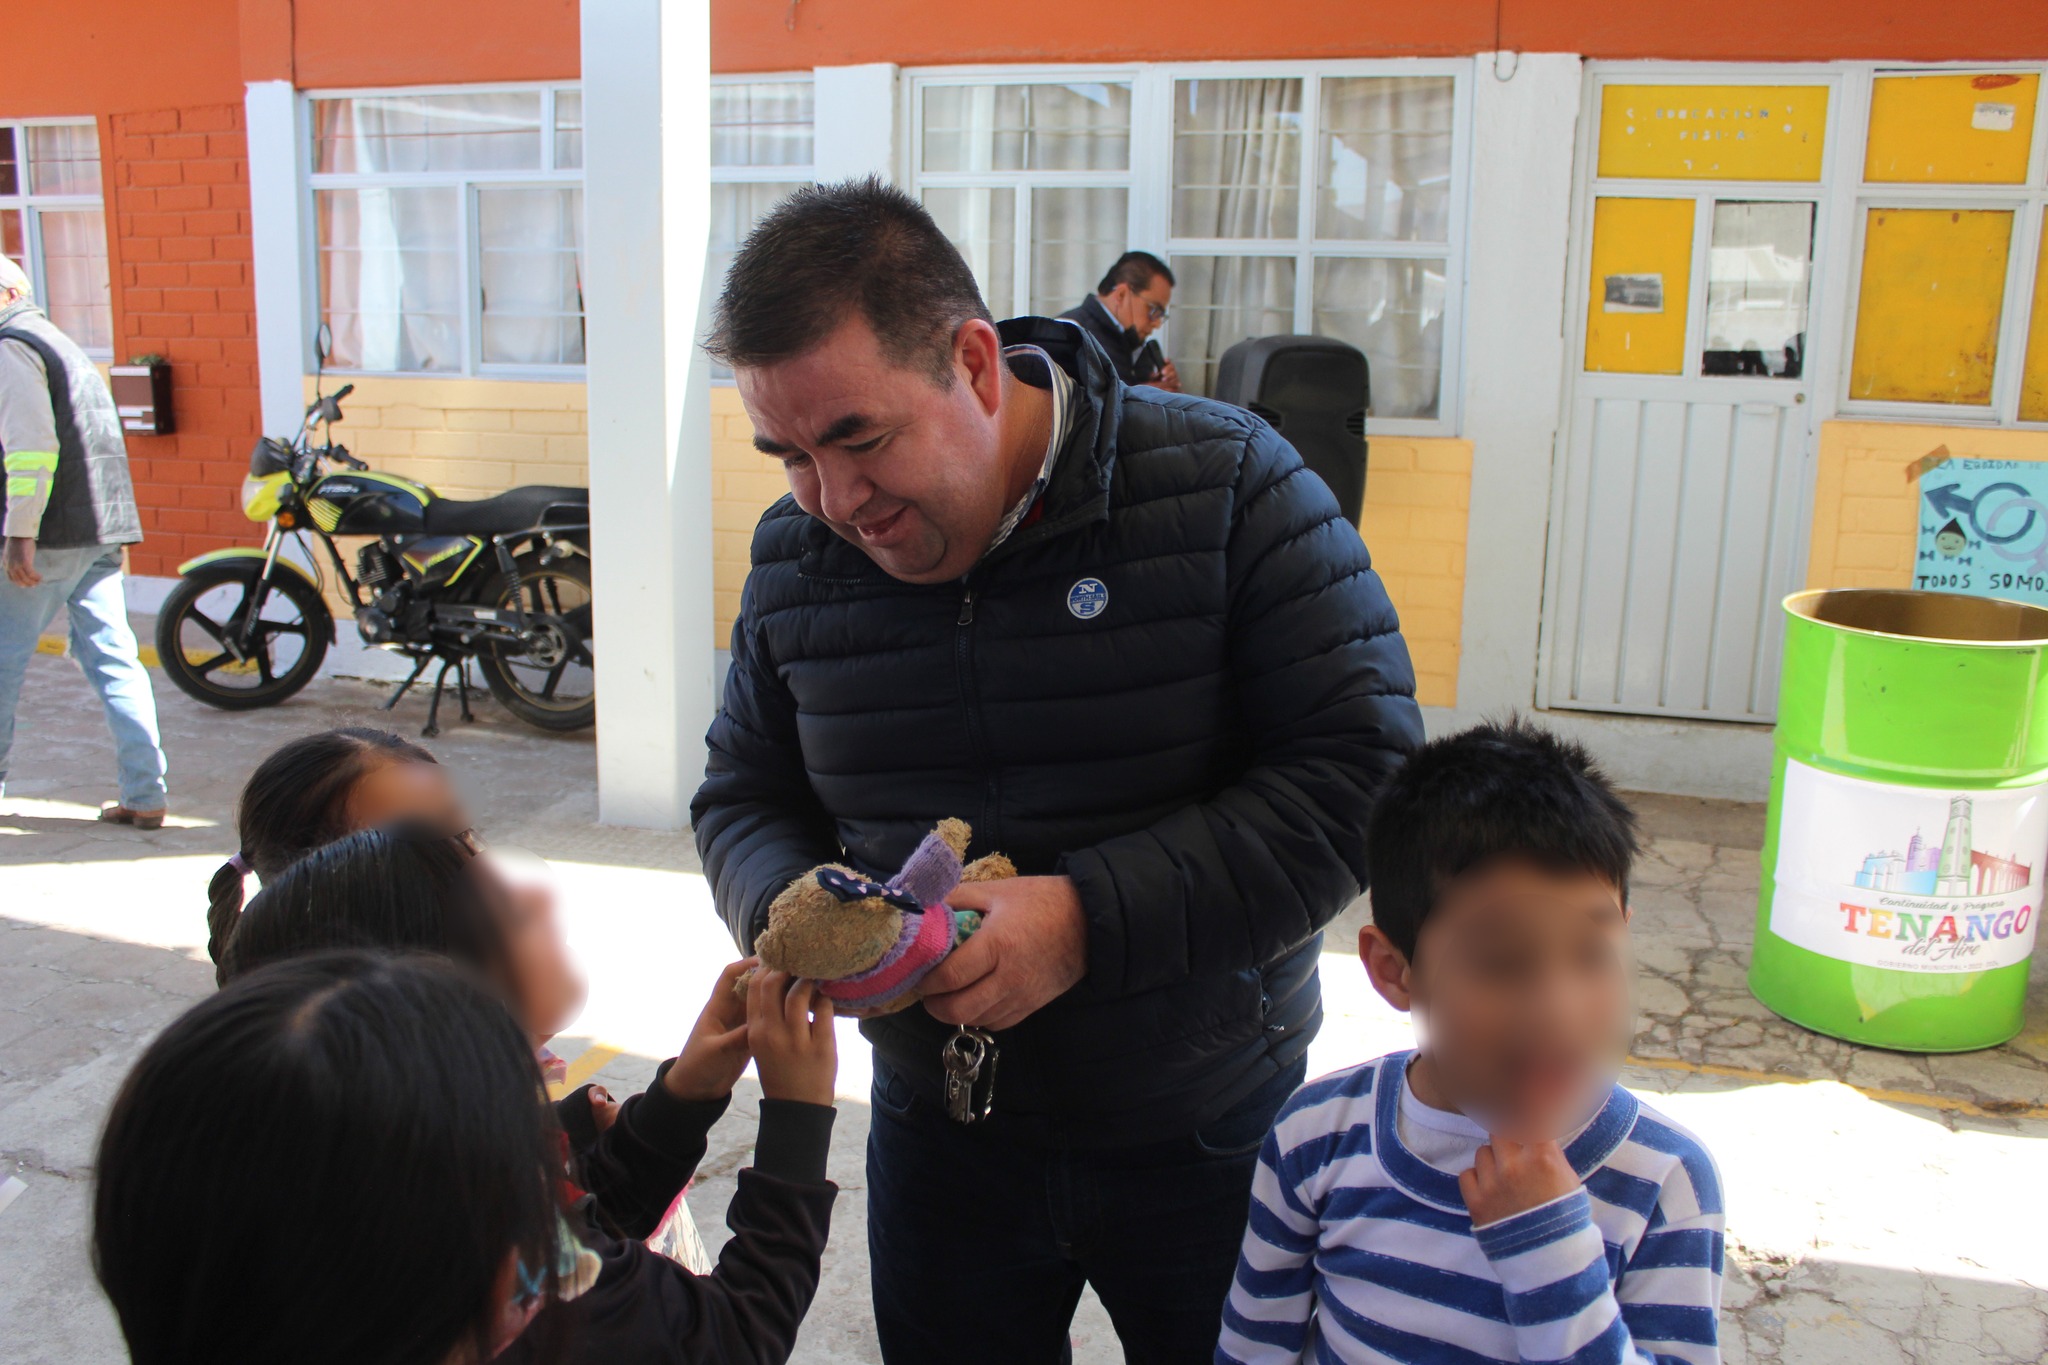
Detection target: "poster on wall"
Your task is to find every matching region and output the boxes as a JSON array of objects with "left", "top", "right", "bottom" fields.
[
  {"left": 1771, "top": 759, "right": 2044, "bottom": 975},
  {"left": 1914, "top": 456, "right": 2048, "bottom": 608}
]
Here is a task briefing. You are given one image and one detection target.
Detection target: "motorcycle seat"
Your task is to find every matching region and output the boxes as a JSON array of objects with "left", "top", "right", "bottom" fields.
[{"left": 422, "top": 485, "right": 589, "bottom": 535}]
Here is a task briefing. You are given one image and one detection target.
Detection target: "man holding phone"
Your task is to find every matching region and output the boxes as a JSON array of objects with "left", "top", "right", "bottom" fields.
[{"left": 1060, "top": 251, "right": 1181, "bottom": 391}]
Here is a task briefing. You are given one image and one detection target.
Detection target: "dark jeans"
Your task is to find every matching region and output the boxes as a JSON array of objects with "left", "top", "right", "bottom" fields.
[{"left": 866, "top": 1053, "right": 1308, "bottom": 1365}]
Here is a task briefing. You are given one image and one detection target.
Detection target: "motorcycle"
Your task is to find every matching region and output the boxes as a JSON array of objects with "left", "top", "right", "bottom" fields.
[{"left": 155, "top": 330, "right": 594, "bottom": 736}]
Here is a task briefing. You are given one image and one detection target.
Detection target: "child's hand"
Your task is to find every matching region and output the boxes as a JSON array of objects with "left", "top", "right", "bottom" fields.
[
  {"left": 1458, "top": 1138, "right": 1581, "bottom": 1228},
  {"left": 662, "top": 959, "right": 756, "bottom": 1102},
  {"left": 748, "top": 969, "right": 837, "bottom": 1107},
  {"left": 585, "top": 1085, "right": 623, "bottom": 1134}
]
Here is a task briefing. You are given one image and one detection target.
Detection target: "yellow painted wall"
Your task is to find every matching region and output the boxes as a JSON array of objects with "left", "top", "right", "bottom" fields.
[
  {"left": 1805, "top": 420, "right": 2048, "bottom": 590},
  {"left": 1584, "top": 197, "right": 1694, "bottom": 375},
  {"left": 711, "top": 384, "right": 790, "bottom": 644},
  {"left": 1849, "top": 207, "right": 2015, "bottom": 406},
  {"left": 2024, "top": 226, "right": 2048, "bottom": 423},
  {"left": 299, "top": 375, "right": 590, "bottom": 499},
  {"left": 1864, "top": 73, "right": 2039, "bottom": 184},
  {"left": 708, "top": 385, "right": 1471, "bottom": 707},
  {"left": 1360, "top": 437, "right": 1471, "bottom": 709},
  {"left": 1596, "top": 84, "right": 1829, "bottom": 182}
]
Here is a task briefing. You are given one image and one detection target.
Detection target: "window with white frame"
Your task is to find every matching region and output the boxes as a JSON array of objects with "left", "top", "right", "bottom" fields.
[
  {"left": 710, "top": 77, "right": 815, "bottom": 380},
  {"left": 913, "top": 79, "right": 1134, "bottom": 321},
  {"left": 307, "top": 86, "right": 585, "bottom": 375},
  {"left": 908, "top": 65, "right": 1468, "bottom": 435},
  {"left": 0, "top": 121, "right": 113, "bottom": 355},
  {"left": 1840, "top": 69, "right": 2048, "bottom": 425}
]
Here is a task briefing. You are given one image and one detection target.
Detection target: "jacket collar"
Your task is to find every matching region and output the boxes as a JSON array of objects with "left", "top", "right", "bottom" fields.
[{"left": 797, "top": 316, "right": 1122, "bottom": 582}]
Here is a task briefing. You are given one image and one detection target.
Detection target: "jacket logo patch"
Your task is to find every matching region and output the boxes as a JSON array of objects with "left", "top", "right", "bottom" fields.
[{"left": 1067, "top": 577, "right": 1108, "bottom": 620}]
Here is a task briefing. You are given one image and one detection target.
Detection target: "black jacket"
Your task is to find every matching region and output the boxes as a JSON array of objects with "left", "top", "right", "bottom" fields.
[
  {"left": 1057, "top": 294, "right": 1160, "bottom": 386},
  {"left": 693, "top": 316, "right": 1422, "bottom": 1147},
  {"left": 502, "top": 1094, "right": 838, "bottom": 1365},
  {"left": 557, "top": 1058, "right": 727, "bottom": 1240}
]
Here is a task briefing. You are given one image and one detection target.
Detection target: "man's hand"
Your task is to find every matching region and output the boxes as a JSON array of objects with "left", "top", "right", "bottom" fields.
[
  {"left": 1458, "top": 1138, "right": 1581, "bottom": 1228},
  {"left": 663, "top": 957, "right": 755, "bottom": 1102},
  {"left": 1155, "top": 358, "right": 1183, "bottom": 393},
  {"left": 749, "top": 968, "right": 838, "bottom": 1107},
  {"left": 920, "top": 875, "right": 1087, "bottom": 1032},
  {"left": 3, "top": 537, "right": 38, "bottom": 588}
]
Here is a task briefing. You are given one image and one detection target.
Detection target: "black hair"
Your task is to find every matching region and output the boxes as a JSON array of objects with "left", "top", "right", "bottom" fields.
[
  {"left": 704, "top": 175, "right": 994, "bottom": 385},
  {"left": 1096, "top": 250, "right": 1175, "bottom": 296},
  {"left": 1365, "top": 717, "right": 1640, "bottom": 960},
  {"left": 93, "top": 951, "right": 562, "bottom": 1365},
  {"left": 216, "top": 823, "right": 510, "bottom": 991},
  {"left": 207, "top": 728, "right": 438, "bottom": 970}
]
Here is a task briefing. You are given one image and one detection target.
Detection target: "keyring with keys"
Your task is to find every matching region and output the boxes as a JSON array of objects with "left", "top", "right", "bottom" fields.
[{"left": 942, "top": 1025, "right": 999, "bottom": 1124}]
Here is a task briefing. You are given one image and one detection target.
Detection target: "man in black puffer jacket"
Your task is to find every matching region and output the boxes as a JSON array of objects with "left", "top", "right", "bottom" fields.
[{"left": 693, "top": 180, "right": 1422, "bottom": 1365}]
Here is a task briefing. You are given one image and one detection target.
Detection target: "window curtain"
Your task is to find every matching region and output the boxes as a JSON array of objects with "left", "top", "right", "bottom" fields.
[
  {"left": 317, "top": 186, "right": 461, "bottom": 372},
  {"left": 479, "top": 187, "right": 585, "bottom": 366},
  {"left": 1170, "top": 79, "right": 1301, "bottom": 394},
  {"left": 314, "top": 94, "right": 578, "bottom": 370}
]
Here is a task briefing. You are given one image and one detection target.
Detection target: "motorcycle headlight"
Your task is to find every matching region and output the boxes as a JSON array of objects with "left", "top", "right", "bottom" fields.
[{"left": 241, "top": 472, "right": 291, "bottom": 522}]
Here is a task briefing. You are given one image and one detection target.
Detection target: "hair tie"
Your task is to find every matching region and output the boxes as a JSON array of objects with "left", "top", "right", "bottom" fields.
[{"left": 227, "top": 852, "right": 250, "bottom": 874}]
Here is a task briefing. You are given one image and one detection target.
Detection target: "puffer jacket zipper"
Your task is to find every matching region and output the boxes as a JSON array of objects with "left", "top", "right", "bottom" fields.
[{"left": 954, "top": 579, "right": 999, "bottom": 848}]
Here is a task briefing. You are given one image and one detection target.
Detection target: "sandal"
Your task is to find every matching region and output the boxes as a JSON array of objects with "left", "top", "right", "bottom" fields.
[{"left": 99, "top": 803, "right": 167, "bottom": 831}]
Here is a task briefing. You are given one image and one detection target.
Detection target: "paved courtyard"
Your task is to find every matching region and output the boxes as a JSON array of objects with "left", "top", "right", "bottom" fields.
[{"left": 3, "top": 626, "right": 2047, "bottom": 1363}]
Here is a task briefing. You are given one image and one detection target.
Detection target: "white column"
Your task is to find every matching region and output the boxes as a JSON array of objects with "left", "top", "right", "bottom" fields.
[
  {"left": 244, "top": 80, "right": 309, "bottom": 439},
  {"left": 582, "top": 0, "right": 715, "bottom": 829},
  {"left": 811, "top": 64, "right": 899, "bottom": 183},
  {"left": 1453, "top": 54, "right": 1584, "bottom": 715}
]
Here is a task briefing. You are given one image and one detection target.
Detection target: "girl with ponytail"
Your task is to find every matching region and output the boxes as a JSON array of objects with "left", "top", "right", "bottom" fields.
[{"left": 206, "top": 727, "right": 459, "bottom": 978}]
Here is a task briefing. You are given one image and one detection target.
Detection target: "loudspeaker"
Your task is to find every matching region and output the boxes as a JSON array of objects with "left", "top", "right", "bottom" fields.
[{"left": 1214, "top": 335, "right": 1368, "bottom": 527}]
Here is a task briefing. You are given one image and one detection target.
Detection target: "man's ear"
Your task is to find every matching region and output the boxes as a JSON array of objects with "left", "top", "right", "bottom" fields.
[
  {"left": 954, "top": 317, "right": 1005, "bottom": 418},
  {"left": 1359, "top": 924, "right": 1415, "bottom": 1013}
]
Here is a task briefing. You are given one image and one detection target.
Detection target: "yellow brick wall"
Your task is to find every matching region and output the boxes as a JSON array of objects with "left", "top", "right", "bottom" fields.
[
  {"left": 1805, "top": 420, "right": 2048, "bottom": 590},
  {"left": 708, "top": 384, "right": 1471, "bottom": 707},
  {"left": 300, "top": 375, "right": 589, "bottom": 500},
  {"left": 1362, "top": 438, "right": 1472, "bottom": 709},
  {"left": 712, "top": 385, "right": 790, "bottom": 643}
]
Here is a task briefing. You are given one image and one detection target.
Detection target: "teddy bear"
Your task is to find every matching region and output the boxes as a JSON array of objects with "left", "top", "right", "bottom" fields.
[{"left": 744, "top": 818, "right": 1015, "bottom": 1017}]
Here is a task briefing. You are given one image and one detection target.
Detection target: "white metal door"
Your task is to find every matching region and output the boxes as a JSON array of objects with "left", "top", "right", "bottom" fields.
[
  {"left": 1547, "top": 374, "right": 1810, "bottom": 719},
  {"left": 1542, "top": 75, "right": 1837, "bottom": 724}
]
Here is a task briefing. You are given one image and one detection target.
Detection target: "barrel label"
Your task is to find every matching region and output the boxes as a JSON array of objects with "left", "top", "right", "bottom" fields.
[{"left": 1771, "top": 760, "right": 2045, "bottom": 973}]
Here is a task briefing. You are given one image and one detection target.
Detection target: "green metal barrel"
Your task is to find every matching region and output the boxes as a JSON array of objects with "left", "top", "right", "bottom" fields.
[{"left": 1751, "top": 588, "right": 2048, "bottom": 1051}]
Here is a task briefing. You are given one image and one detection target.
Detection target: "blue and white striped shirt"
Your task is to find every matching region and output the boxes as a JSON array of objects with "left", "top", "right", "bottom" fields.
[{"left": 1218, "top": 1050, "right": 1724, "bottom": 1365}]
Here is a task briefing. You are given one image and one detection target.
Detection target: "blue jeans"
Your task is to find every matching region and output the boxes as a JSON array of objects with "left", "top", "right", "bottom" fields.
[
  {"left": 867, "top": 1053, "right": 1307, "bottom": 1365},
  {"left": 0, "top": 544, "right": 168, "bottom": 809}
]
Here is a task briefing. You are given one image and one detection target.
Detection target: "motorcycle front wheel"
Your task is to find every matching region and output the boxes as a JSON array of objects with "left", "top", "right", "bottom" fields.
[
  {"left": 155, "top": 567, "right": 331, "bottom": 710},
  {"left": 472, "top": 553, "right": 595, "bottom": 732}
]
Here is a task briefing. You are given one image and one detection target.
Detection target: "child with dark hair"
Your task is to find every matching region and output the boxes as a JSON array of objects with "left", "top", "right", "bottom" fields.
[
  {"left": 205, "top": 727, "right": 458, "bottom": 967},
  {"left": 223, "top": 826, "right": 731, "bottom": 1242},
  {"left": 95, "top": 952, "right": 578, "bottom": 1365},
  {"left": 215, "top": 825, "right": 841, "bottom": 1363},
  {"left": 1218, "top": 718, "right": 1725, "bottom": 1365},
  {"left": 95, "top": 950, "right": 838, "bottom": 1365},
  {"left": 208, "top": 733, "right": 685, "bottom": 1252}
]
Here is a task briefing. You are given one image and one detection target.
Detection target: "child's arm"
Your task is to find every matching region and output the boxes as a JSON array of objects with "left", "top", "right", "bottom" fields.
[
  {"left": 566, "top": 960, "right": 754, "bottom": 1239},
  {"left": 507, "top": 972, "right": 840, "bottom": 1365},
  {"left": 1216, "top": 1126, "right": 1321, "bottom": 1365},
  {"left": 1466, "top": 1139, "right": 1725, "bottom": 1365}
]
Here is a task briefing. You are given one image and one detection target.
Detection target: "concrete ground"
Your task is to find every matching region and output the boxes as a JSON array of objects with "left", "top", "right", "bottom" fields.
[{"left": 4, "top": 623, "right": 2047, "bottom": 1364}]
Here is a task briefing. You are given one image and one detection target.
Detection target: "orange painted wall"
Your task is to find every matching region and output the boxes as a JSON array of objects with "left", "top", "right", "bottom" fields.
[
  {"left": 12, "top": 0, "right": 2047, "bottom": 106},
  {"left": 288, "top": 0, "right": 579, "bottom": 88},
  {"left": 0, "top": 0, "right": 243, "bottom": 118},
  {"left": 715, "top": 0, "right": 2048, "bottom": 71}
]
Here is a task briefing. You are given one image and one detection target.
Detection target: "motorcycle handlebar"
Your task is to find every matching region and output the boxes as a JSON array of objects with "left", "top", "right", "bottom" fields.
[{"left": 333, "top": 383, "right": 356, "bottom": 402}]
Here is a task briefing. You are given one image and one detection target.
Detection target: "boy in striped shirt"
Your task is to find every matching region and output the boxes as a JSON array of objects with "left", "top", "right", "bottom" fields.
[{"left": 1219, "top": 719, "right": 1724, "bottom": 1365}]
